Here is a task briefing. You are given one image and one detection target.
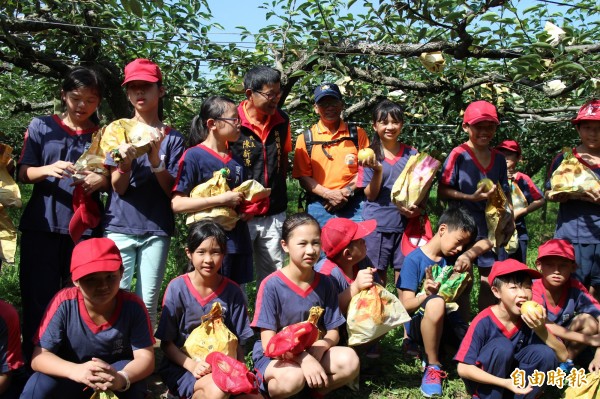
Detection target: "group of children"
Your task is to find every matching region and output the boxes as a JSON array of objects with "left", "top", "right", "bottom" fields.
[{"left": 1, "top": 54, "right": 600, "bottom": 399}]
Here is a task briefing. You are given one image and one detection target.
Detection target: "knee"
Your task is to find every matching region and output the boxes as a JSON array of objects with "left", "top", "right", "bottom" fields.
[
  {"left": 423, "top": 296, "right": 446, "bottom": 320},
  {"left": 269, "top": 367, "right": 305, "bottom": 397},
  {"left": 193, "top": 378, "right": 228, "bottom": 399},
  {"left": 570, "top": 314, "right": 599, "bottom": 334},
  {"left": 332, "top": 347, "right": 360, "bottom": 379}
]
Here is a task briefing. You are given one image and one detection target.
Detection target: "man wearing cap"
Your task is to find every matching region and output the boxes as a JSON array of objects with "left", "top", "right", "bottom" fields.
[
  {"left": 438, "top": 100, "right": 513, "bottom": 311},
  {"left": 292, "top": 82, "right": 370, "bottom": 227},
  {"left": 228, "top": 66, "right": 292, "bottom": 288},
  {"left": 455, "top": 259, "right": 567, "bottom": 399},
  {"left": 495, "top": 140, "right": 544, "bottom": 264},
  {"left": 532, "top": 238, "right": 600, "bottom": 373},
  {"left": 21, "top": 238, "right": 155, "bottom": 399},
  {"left": 546, "top": 99, "right": 600, "bottom": 301}
]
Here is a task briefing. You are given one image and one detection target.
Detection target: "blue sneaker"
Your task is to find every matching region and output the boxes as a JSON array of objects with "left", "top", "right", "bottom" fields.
[
  {"left": 559, "top": 359, "right": 575, "bottom": 374},
  {"left": 420, "top": 364, "right": 447, "bottom": 397}
]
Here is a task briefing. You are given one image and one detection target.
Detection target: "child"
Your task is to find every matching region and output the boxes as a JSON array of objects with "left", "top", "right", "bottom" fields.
[
  {"left": 252, "top": 213, "right": 359, "bottom": 399},
  {"left": 316, "top": 217, "right": 378, "bottom": 315},
  {"left": 171, "top": 95, "right": 253, "bottom": 285},
  {"left": 438, "top": 100, "right": 511, "bottom": 311},
  {"left": 155, "top": 221, "right": 258, "bottom": 399},
  {"left": 396, "top": 206, "right": 476, "bottom": 398},
  {"left": 357, "top": 99, "right": 421, "bottom": 285},
  {"left": 546, "top": 99, "right": 600, "bottom": 301},
  {"left": 103, "top": 59, "right": 185, "bottom": 329},
  {"left": 532, "top": 238, "right": 600, "bottom": 372},
  {"left": 18, "top": 67, "right": 109, "bottom": 359},
  {"left": 20, "top": 238, "right": 155, "bottom": 398},
  {"left": 455, "top": 259, "right": 568, "bottom": 399},
  {"left": 0, "top": 299, "right": 25, "bottom": 398},
  {"left": 495, "top": 140, "right": 544, "bottom": 263}
]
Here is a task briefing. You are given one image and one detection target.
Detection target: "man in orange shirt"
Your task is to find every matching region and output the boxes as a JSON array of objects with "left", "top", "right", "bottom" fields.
[
  {"left": 292, "top": 83, "right": 369, "bottom": 226},
  {"left": 229, "top": 66, "right": 292, "bottom": 287}
]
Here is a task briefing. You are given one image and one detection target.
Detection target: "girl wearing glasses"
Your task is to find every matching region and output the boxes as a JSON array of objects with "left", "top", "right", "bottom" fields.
[
  {"left": 102, "top": 59, "right": 185, "bottom": 330},
  {"left": 171, "top": 95, "right": 254, "bottom": 285}
]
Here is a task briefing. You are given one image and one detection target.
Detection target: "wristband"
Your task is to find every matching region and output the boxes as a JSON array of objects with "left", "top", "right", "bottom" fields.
[
  {"left": 116, "top": 370, "right": 130, "bottom": 392},
  {"left": 151, "top": 160, "right": 166, "bottom": 173}
]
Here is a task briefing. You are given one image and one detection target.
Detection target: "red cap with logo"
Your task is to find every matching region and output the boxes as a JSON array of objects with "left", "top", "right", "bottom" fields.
[
  {"left": 571, "top": 99, "right": 600, "bottom": 124},
  {"left": 70, "top": 238, "right": 122, "bottom": 281},
  {"left": 122, "top": 59, "right": 162, "bottom": 86},
  {"left": 488, "top": 259, "right": 542, "bottom": 285},
  {"left": 537, "top": 238, "right": 575, "bottom": 262},
  {"left": 495, "top": 140, "right": 521, "bottom": 157},
  {"left": 321, "top": 218, "right": 376, "bottom": 259},
  {"left": 463, "top": 100, "right": 500, "bottom": 126}
]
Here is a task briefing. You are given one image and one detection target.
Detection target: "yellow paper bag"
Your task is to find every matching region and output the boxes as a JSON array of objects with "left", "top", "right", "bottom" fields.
[
  {"left": 564, "top": 372, "right": 600, "bottom": 399},
  {"left": 186, "top": 169, "right": 239, "bottom": 230},
  {"left": 182, "top": 302, "right": 238, "bottom": 361},
  {"left": 99, "top": 119, "right": 156, "bottom": 162},
  {"left": 547, "top": 149, "right": 600, "bottom": 201},
  {"left": 90, "top": 389, "right": 118, "bottom": 399}
]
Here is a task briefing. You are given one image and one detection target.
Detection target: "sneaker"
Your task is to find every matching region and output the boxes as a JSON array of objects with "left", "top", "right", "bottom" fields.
[
  {"left": 559, "top": 359, "right": 575, "bottom": 374},
  {"left": 402, "top": 337, "right": 421, "bottom": 358},
  {"left": 365, "top": 342, "right": 381, "bottom": 359},
  {"left": 420, "top": 364, "right": 447, "bottom": 397}
]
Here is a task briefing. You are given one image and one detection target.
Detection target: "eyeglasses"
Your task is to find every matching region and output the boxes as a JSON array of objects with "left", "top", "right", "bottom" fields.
[
  {"left": 254, "top": 90, "right": 282, "bottom": 101},
  {"left": 215, "top": 117, "right": 241, "bottom": 124}
]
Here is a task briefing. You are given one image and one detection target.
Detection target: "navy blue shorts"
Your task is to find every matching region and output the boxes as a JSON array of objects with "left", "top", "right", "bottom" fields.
[
  {"left": 364, "top": 230, "right": 405, "bottom": 271},
  {"left": 221, "top": 252, "right": 254, "bottom": 285},
  {"left": 573, "top": 242, "right": 600, "bottom": 287}
]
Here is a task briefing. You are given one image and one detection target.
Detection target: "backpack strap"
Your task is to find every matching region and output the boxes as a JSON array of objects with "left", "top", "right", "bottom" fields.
[{"left": 304, "top": 122, "right": 360, "bottom": 159}]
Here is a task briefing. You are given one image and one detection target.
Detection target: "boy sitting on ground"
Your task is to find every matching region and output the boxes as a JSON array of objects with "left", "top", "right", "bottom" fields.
[
  {"left": 533, "top": 238, "right": 600, "bottom": 372},
  {"left": 396, "top": 206, "right": 477, "bottom": 397},
  {"left": 455, "top": 259, "right": 568, "bottom": 399}
]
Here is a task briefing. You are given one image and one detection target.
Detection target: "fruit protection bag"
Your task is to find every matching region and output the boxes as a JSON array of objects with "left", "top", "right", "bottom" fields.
[
  {"left": 205, "top": 351, "right": 258, "bottom": 395},
  {"left": 419, "top": 265, "right": 471, "bottom": 304},
  {"left": 347, "top": 284, "right": 410, "bottom": 346},
  {"left": 564, "top": 372, "right": 600, "bottom": 399},
  {"left": 484, "top": 183, "right": 515, "bottom": 250},
  {"left": 546, "top": 148, "right": 600, "bottom": 201},
  {"left": 264, "top": 306, "right": 324, "bottom": 358},
  {"left": 0, "top": 144, "right": 19, "bottom": 263},
  {"left": 391, "top": 153, "right": 440, "bottom": 209},
  {"left": 186, "top": 168, "right": 239, "bottom": 230},
  {"left": 99, "top": 118, "right": 157, "bottom": 162},
  {"left": 90, "top": 390, "right": 117, "bottom": 399},
  {"left": 182, "top": 302, "right": 238, "bottom": 361},
  {"left": 72, "top": 130, "right": 108, "bottom": 180},
  {"left": 233, "top": 179, "right": 272, "bottom": 216}
]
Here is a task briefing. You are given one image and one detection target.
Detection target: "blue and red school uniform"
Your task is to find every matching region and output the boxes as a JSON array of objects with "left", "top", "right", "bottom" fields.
[
  {"left": 511, "top": 172, "right": 543, "bottom": 262},
  {"left": 155, "top": 275, "right": 253, "bottom": 398},
  {"left": 547, "top": 149, "right": 600, "bottom": 286},
  {"left": 440, "top": 144, "right": 510, "bottom": 267},
  {"left": 173, "top": 144, "right": 253, "bottom": 284},
  {"left": 357, "top": 144, "right": 418, "bottom": 271},
  {"left": 0, "top": 299, "right": 25, "bottom": 399},
  {"left": 455, "top": 307, "right": 558, "bottom": 399},
  {"left": 532, "top": 278, "right": 600, "bottom": 326},
  {"left": 103, "top": 126, "right": 185, "bottom": 237},
  {"left": 251, "top": 270, "right": 345, "bottom": 393},
  {"left": 21, "top": 288, "right": 154, "bottom": 399},
  {"left": 18, "top": 115, "right": 104, "bottom": 360},
  {"left": 396, "top": 248, "right": 466, "bottom": 350}
]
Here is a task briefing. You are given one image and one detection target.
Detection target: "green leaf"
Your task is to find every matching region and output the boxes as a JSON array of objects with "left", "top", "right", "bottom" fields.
[
  {"left": 129, "top": 0, "right": 143, "bottom": 17},
  {"left": 480, "top": 12, "right": 498, "bottom": 22},
  {"left": 289, "top": 70, "right": 307, "bottom": 78}
]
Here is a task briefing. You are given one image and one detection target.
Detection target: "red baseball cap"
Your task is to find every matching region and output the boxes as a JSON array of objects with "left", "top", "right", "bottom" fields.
[
  {"left": 321, "top": 218, "right": 376, "bottom": 259},
  {"left": 122, "top": 59, "right": 162, "bottom": 86},
  {"left": 463, "top": 100, "right": 500, "bottom": 126},
  {"left": 400, "top": 215, "right": 433, "bottom": 256},
  {"left": 537, "top": 238, "right": 575, "bottom": 262},
  {"left": 71, "top": 238, "right": 122, "bottom": 281},
  {"left": 488, "top": 259, "right": 542, "bottom": 285},
  {"left": 571, "top": 99, "right": 600, "bottom": 124},
  {"left": 495, "top": 140, "right": 521, "bottom": 157}
]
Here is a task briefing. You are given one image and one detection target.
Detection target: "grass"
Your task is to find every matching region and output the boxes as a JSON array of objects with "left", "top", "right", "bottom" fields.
[{"left": 0, "top": 173, "right": 570, "bottom": 398}]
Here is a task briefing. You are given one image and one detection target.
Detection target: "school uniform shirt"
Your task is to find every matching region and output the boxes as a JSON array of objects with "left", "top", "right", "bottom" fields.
[
  {"left": 440, "top": 143, "right": 510, "bottom": 240},
  {"left": 155, "top": 274, "right": 253, "bottom": 348},
  {"left": 0, "top": 300, "right": 24, "bottom": 373},
  {"left": 314, "top": 257, "right": 381, "bottom": 295},
  {"left": 357, "top": 144, "right": 418, "bottom": 233},
  {"left": 512, "top": 172, "right": 543, "bottom": 240},
  {"left": 103, "top": 126, "right": 184, "bottom": 236},
  {"left": 547, "top": 149, "right": 600, "bottom": 244},
  {"left": 454, "top": 307, "right": 546, "bottom": 365},
  {"left": 35, "top": 288, "right": 154, "bottom": 364},
  {"left": 396, "top": 247, "right": 447, "bottom": 294},
  {"left": 18, "top": 115, "right": 102, "bottom": 234},
  {"left": 173, "top": 144, "right": 251, "bottom": 254},
  {"left": 532, "top": 278, "right": 600, "bottom": 326}
]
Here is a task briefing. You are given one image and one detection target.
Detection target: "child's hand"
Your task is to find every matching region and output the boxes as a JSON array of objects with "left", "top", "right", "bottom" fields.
[
  {"left": 589, "top": 350, "right": 600, "bottom": 372},
  {"left": 354, "top": 268, "right": 375, "bottom": 291},
  {"left": 549, "top": 192, "right": 569, "bottom": 203},
  {"left": 471, "top": 184, "right": 496, "bottom": 202},
  {"left": 521, "top": 306, "right": 546, "bottom": 330},
  {"left": 299, "top": 353, "right": 329, "bottom": 389},
  {"left": 71, "top": 170, "right": 104, "bottom": 194},
  {"left": 192, "top": 359, "right": 212, "bottom": 378},
  {"left": 89, "top": 358, "right": 122, "bottom": 391},
  {"left": 116, "top": 143, "right": 137, "bottom": 169},
  {"left": 583, "top": 188, "right": 600, "bottom": 204},
  {"left": 359, "top": 156, "right": 381, "bottom": 172},
  {"left": 44, "top": 160, "right": 76, "bottom": 180},
  {"left": 504, "top": 378, "right": 533, "bottom": 395},
  {"left": 219, "top": 191, "right": 244, "bottom": 208},
  {"left": 147, "top": 127, "right": 166, "bottom": 164},
  {"left": 423, "top": 278, "right": 440, "bottom": 296},
  {"left": 69, "top": 359, "right": 111, "bottom": 390},
  {"left": 454, "top": 255, "right": 472, "bottom": 273},
  {"left": 398, "top": 204, "right": 420, "bottom": 218}
]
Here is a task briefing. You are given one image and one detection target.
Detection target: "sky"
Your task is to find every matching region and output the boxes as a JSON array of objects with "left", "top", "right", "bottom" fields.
[{"left": 206, "top": 0, "right": 273, "bottom": 40}]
